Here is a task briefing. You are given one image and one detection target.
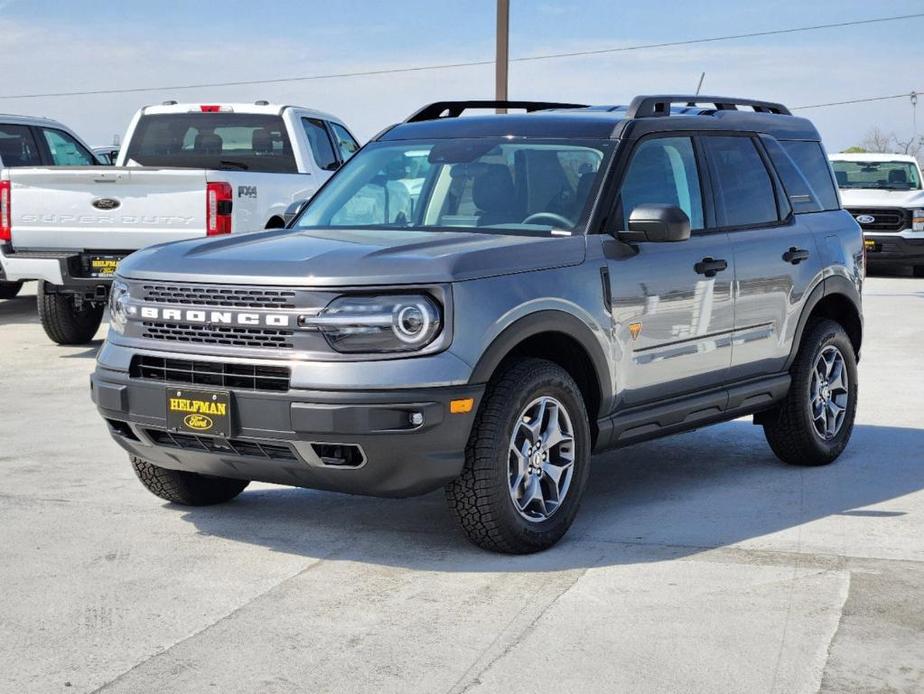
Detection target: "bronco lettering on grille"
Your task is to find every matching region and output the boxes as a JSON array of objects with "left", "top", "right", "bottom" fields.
[{"left": 138, "top": 306, "right": 291, "bottom": 327}]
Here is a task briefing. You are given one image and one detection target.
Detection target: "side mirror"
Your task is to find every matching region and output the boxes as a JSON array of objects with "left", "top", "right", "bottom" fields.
[
  {"left": 617, "top": 204, "right": 691, "bottom": 243},
  {"left": 282, "top": 199, "right": 310, "bottom": 227}
]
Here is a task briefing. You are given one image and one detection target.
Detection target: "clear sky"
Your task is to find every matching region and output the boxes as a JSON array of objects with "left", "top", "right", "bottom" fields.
[{"left": 2, "top": 0, "right": 922, "bottom": 151}]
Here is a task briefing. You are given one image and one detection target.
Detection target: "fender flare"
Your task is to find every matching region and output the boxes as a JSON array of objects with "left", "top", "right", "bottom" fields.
[
  {"left": 785, "top": 275, "right": 863, "bottom": 369},
  {"left": 468, "top": 310, "right": 613, "bottom": 416}
]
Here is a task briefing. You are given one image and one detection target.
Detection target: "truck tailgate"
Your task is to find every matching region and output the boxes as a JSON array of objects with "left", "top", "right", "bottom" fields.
[{"left": 7, "top": 167, "right": 208, "bottom": 250}]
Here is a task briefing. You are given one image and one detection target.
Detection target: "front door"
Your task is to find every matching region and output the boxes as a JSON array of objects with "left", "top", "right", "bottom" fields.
[{"left": 606, "top": 135, "right": 735, "bottom": 407}]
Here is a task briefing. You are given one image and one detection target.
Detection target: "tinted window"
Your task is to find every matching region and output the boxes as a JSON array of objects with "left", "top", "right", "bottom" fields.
[
  {"left": 703, "top": 136, "right": 778, "bottom": 227},
  {"left": 124, "top": 113, "right": 297, "bottom": 173},
  {"left": 762, "top": 136, "right": 822, "bottom": 214},
  {"left": 302, "top": 118, "right": 338, "bottom": 171},
  {"left": 0, "top": 124, "right": 41, "bottom": 166},
  {"left": 619, "top": 136, "right": 704, "bottom": 230},
  {"left": 782, "top": 141, "right": 840, "bottom": 209},
  {"left": 41, "top": 128, "right": 95, "bottom": 166},
  {"left": 330, "top": 122, "right": 359, "bottom": 162}
]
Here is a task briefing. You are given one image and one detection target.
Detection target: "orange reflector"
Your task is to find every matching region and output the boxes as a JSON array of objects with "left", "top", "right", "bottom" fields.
[{"left": 450, "top": 398, "right": 474, "bottom": 414}]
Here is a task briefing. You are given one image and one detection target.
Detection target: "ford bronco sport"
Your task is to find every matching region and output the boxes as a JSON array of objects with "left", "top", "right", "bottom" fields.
[{"left": 92, "top": 96, "right": 863, "bottom": 553}]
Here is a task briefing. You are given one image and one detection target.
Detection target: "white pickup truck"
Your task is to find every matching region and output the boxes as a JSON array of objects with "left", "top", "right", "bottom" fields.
[
  {"left": 829, "top": 153, "right": 924, "bottom": 276},
  {"left": 0, "top": 101, "right": 360, "bottom": 343}
]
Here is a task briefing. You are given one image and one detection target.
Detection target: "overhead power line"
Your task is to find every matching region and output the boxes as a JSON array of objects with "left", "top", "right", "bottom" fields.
[
  {"left": 0, "top": 12, "right": 922, "bottom": 100},
  {"left": 792, "top": 91, "right": 921, "bottom": 110}
]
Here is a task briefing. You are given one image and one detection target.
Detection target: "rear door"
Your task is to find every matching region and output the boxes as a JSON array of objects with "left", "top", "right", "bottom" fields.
[
  {"left": 605, "top": 134, "right": 735, "bottom": 406},
  {"left": 701, "top": 134, "right": 823, "bottom": 379}
]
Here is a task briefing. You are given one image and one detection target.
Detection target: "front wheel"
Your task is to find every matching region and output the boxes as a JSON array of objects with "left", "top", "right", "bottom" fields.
[
  {"left": 131, "top": 457, "right": 249, "bottom": 505},
  {"left": 762, "top": 319, "right": 858, "bottom": 466},
  {"left": 446, "top": 358, "right": 591, "bottom": 553},
  {"left": 37, "top": 281, "right": 104, "bottom": 345}
]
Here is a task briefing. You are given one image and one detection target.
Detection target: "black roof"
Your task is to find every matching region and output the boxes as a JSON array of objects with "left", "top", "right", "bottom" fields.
[{"left": 378, "top": 96, "right": 821, "bottom": 142}]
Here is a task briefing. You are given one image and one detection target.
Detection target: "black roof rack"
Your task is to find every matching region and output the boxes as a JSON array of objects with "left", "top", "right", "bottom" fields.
[
  {"left": 405, "top": 100, "right": 588, "bottom": 123},
  {"left": 625, "top": 95, "right": 791, "bottom": 118}
]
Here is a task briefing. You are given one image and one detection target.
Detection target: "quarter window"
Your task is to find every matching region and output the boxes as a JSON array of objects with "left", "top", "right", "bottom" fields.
[
  {"left": 703, "top": 136, "right": 779, "bottom": 227},
  {"left": 330, "top": 122, "right": 360, "bottom": 162},
  {"left": 781, "top": 141, "right": 840, "bottom": 210},
  {"left": 0, "top": 124, "right": 41, "bottom": 166},
  {"left": 619, "top": 136, "right": 704, "bottom": 230},
  {"left": 302, "top": 118, "right": 338, "bottom": 171},
  {"left": 40, "top": 128, "right": 95, "bottom": 166}
]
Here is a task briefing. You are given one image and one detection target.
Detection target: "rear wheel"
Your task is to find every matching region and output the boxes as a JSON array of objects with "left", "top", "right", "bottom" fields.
[
  {"left": 130, "top": 456, "right": 249, "bottom": 506},
  {"left": 37, "top": 281, "right": 104, "bottom": 345},
  {"left": 446, "top": 358, "right": 591, "bottom": 554},
  {"left": 0, "top": 280, "right": 23, "bottom": 300},
  {"left": 762, "top": 319, "right": 858, "bottom": 466}
]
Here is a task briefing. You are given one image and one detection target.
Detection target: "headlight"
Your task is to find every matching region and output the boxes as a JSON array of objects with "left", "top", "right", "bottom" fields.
[
  {"left": 300, "top": 294, "right": 442, "bottom": 353},
  {"left": 108, "top": 279, "right": 131, "bottom": 334}
]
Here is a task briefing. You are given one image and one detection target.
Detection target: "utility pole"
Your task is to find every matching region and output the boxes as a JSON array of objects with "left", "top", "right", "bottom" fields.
[{"left": 496, "top": 0, "right": 509, "bottom": 113}]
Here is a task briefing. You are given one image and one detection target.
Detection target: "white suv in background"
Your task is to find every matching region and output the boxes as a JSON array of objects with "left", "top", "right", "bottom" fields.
[{"left": 0, "top": 113, "right": 100, "bottom": 298}]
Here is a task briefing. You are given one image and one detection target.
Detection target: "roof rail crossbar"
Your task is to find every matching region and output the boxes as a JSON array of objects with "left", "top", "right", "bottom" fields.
[
  {"left": 405, "top": 100, "right": 588, "bottom": 123},
  {"left": 625, "top": 95, "right": 791, "bottom": 119}
]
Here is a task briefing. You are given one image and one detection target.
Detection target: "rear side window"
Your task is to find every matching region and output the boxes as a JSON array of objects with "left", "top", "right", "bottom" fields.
[
  {"left": 40, "top": 128, "right": 96, "bottom": 166},
  {"left": 301, "top": 118, "right": 338, "bottom": 171},
  {"left": 124, "top": 113, "right": 297, "bottom": 173},
  {"left": 781, "top": 141, "right": 839, "bottom": 210},
  {"left": 0, "top": 124, "right": 41, "bottom": 166},
  {"left": 703, "top": 136, "right": 779, "bottom": 227},
  {"left": 762, "top": 136, "right": 823, "bottom": 214}
]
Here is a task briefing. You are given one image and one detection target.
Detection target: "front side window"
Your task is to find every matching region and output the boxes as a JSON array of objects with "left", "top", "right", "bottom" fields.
[
  {"left": 618, "top": 136, "right": 704, "bottom": 230},
  {"left": 123, "top": 113, "right": 297, "bottom": 173},
  {"left": 830, "top": 159, "right": 921, "bottom": 192},
  {"left": 40, "top": 128, "right": 95, "bottom": 166},
  {"left": 330, "top": 122, "right": 360, "bottom": 162},
  {"left": 302, "top": 118, "right": 338, "bottom": 171},
  {"left": 294, "top": 138, "right": 612, "bottom": 236},
  {"left": 0, "top": 124, "right": 41, "bottom": 166},
  {"left": 703, "top": 136, "right": 779, "bottom": 227}
]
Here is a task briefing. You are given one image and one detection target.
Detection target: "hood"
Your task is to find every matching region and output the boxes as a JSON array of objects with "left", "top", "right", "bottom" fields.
[
  {"left": 839, "top": 187, "right": 924, "bottom": 209},
  {"left": 117, "top": 227, "right": 587, "bottom": 286}
]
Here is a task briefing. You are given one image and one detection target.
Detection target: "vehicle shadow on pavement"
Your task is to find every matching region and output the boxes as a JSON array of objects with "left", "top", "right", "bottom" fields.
[{"left": 180, "top": 420, "right": 924, "bottom": 571}]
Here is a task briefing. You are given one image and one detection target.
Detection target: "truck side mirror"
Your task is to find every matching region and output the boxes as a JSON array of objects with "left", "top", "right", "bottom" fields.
[
  {"left": 282, "top": 199, "right": 310, "bottom": 227},
  {"left": 617, "top": 204, "right": 691, "bottom": 243}
]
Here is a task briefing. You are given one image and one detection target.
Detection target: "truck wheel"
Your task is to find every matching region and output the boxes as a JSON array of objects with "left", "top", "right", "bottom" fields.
[
  {"left": 37, "top": 281, "right": 104, "bottom": 345},
  {"left": 0, "top": 280, "right": 23, "bottom": 300},
  {"left": 130, "top": 456, "right": 249, "bottom": 505},
  {"left": 446, "top": 358, "right": 591, "bottom": 554},
  {"left": 762, "top": 319, "right": 857, "bottom": 466}
]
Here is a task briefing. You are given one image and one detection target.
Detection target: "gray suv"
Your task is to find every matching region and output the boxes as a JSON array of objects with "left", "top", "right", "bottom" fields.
[{"left": 92, "top": 96, "right": 863, "bottom": 553}]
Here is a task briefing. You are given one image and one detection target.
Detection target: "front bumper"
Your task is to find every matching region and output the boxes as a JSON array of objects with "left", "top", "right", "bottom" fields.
[
  {"left": 864, "top": 234, "right": 924, "bottom": 267},
  {"left": 91, "top": 365, "right": 483, "bottom": 498}
]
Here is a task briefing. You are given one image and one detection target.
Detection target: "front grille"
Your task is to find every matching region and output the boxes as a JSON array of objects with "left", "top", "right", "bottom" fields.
[
  {"left": 141, "top": 321, "right": 294, "bottom": 349},
  {"left": 130, "top": 355, "right": 290, "bottom": 392},
  {"left": 145, "top": 429, "right": 297, "bottom": 461},
  {"left": 847, "top": 207, "right": 910, "bottom": 232},
  {"left": 141, "top": 283, "right": 297, "bottom": 309}
]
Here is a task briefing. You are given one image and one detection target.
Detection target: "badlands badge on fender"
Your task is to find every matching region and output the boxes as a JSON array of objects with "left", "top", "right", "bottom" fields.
[{"left": 166, "top": 388, "right": 231, "bottom": 436}]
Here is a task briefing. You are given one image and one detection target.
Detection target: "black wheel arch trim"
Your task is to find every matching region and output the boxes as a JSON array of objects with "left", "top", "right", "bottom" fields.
[
  {"left": 785, "top": 275, "right": 862, "bottom": 369},
  {"left": 468, "top": 310, "right": 613, "bottom": 417}
]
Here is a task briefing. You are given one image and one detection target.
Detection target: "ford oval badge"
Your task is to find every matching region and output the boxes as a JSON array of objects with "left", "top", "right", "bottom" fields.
[
  {"left": 91, "top": 197, "right": 121, "bottom": 211},
  {"left": 855, "top": 214, "right": 875, "bottom": 225}
]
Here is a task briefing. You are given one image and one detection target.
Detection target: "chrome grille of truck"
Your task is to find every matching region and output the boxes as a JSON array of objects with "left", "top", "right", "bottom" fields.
[
  {"left": 141, "top": 321, "right": 294, "bottom": 349},
  {"left": 130, "top": 355, "right": 290, "bottom": 391},
  {"left": 141, "top": 283, "right": 297, "bottom": 309},
  {"left": 846, "top": 207, "right": 910, "bottom": 232}
]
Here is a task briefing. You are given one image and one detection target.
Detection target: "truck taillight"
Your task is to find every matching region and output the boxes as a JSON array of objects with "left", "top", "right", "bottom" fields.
[
  {"left": 206, "top": 182, "right": 233, "bottom": 236},
  {"left": 0, "top": 180, "right": 10, "bottom": 242}
]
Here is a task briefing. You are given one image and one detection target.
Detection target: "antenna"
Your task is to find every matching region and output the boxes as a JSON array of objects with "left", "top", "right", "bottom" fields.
[{"left": 695, "top": 72, "right": 706, "bottom": 96}]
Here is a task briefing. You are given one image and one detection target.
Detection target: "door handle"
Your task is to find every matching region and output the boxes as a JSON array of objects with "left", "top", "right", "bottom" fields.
[
  {"left": 783, "top": 247, "right": 810, "bottom": 264},
  {"left": 694, "top": 257, "right": 728, "bottom": 277}
]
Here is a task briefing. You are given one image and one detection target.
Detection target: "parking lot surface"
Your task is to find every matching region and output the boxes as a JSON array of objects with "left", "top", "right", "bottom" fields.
[{"left": 1, "top": 275, "right": 922, "bottom": 693}]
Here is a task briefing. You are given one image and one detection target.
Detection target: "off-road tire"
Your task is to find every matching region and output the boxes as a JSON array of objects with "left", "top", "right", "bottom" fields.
[
  {"left": 446, "top": 358, "right": 592, "bottom": 554},
  {"left": 0, "top": 280, "right": 23, "bottom": 300},
  {"left": 37, "top": 281, "right": 104, "bottom": 345},
  {"left": 762, "top": 319, "right": 858, "bottom": 466},
  {"left": 130, "top": 456, "right": 249, "bottom": 505}
]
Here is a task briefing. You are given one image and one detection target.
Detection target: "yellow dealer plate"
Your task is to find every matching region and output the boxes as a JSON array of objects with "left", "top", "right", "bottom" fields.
[{"left": 166, "top": 388, "right": 232, "bottom": 437}]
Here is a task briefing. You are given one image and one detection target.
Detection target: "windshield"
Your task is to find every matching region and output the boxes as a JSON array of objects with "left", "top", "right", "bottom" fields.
[
  {"left": 124, "top": 113, "right": 296, "bottom": 173},
  {"left": 293, "top": 138, "right": 612, "bottom": 236},
  {"left": 831, "top": 160, "right": 922, "bottom": 191}
]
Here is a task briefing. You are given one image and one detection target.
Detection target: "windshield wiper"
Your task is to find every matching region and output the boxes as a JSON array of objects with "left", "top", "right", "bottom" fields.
[{"left": 219, "top": 160, "right": 249, "bottom": 170}]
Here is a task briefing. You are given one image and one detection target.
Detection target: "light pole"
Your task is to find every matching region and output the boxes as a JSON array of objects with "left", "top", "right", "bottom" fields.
[{"left": 496, "top": 0, "right": 509, "bottom": 112}]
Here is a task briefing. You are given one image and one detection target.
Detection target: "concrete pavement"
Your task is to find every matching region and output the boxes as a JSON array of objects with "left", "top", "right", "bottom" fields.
[{"left": 1, "top": 274, "right": 922, "bottom": 693}]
